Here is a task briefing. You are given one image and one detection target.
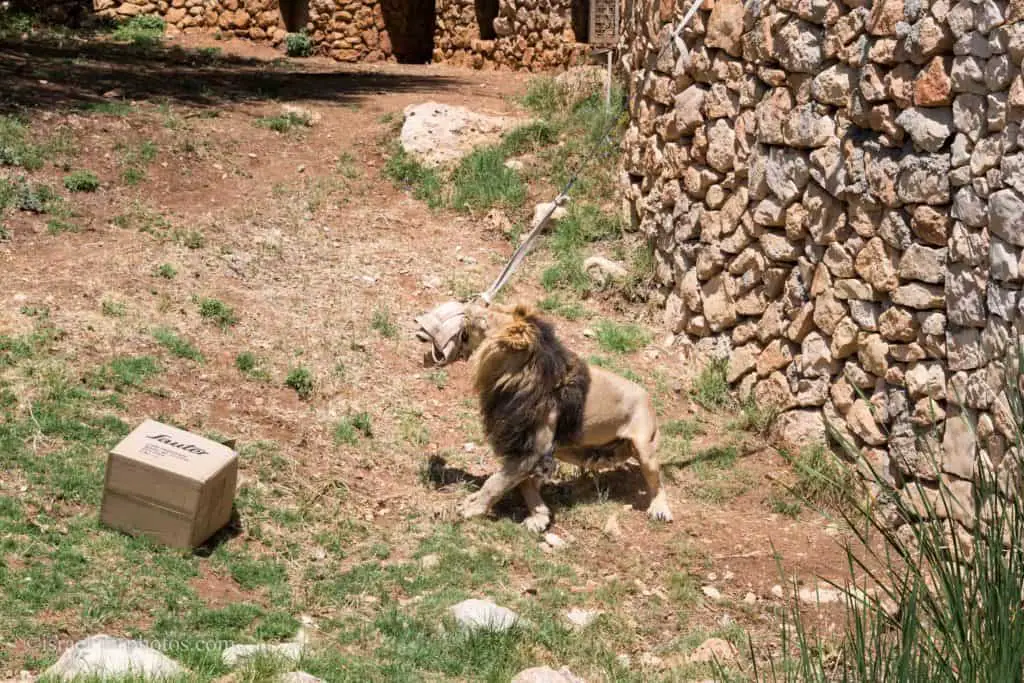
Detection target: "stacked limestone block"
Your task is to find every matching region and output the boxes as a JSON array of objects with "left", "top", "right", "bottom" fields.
[
  {"left": 433, "top": 0, "right": 587, "bottom": 70},
  {"left": 93, "top": 0, "right": 586, "bottom": 67},
  {"left": 619, "top": 0, "right": 1024, "bottom": 522}
]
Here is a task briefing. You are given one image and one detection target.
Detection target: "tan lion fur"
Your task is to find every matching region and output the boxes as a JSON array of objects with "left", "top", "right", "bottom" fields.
[{"left": 455, "top": 302, "right": 673, "bottom": 532}]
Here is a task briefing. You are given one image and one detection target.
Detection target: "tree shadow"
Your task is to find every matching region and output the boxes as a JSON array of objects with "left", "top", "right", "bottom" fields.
[{"left": 0, "top": 34, "right": 463, "bottom": 114}]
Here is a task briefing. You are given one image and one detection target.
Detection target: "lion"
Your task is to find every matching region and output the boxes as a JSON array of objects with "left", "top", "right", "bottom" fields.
[{"left": 454, "top": 301, "right": 673, "bottom": 533}]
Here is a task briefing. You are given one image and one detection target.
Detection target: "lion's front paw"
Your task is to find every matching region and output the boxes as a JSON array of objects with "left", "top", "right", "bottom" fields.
[
  {"left": 523, "top": 512, "right": 551, "bottom": 534},
  {"left": 457, "top": 493, "right": 489, "bottom": 520},
  {"left": 646, "top": 496, "right": 674, "bottom": 522}
]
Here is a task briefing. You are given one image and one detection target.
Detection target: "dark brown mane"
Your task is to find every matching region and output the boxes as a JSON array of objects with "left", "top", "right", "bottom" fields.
[{"left": 472, "top": 306, "right": 591, "bottom": 461}]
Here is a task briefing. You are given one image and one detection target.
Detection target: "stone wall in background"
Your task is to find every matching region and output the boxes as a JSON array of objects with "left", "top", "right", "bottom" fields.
[
  {"left": 88, "top": 0, "right": 589, "bottom": 69},
  {"left": 434, "top": 0, "right": 588, "bottom": 70},
  {"left": 619, "top": 0, "right": 1024, "bottom": 525}
]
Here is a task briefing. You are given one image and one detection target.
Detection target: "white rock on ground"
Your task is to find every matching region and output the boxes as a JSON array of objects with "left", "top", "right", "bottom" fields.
[
  {"left": 222, "top": 642, "right": 303, "bottom": 668},
  {"left": 798, "top": 584, "right": 843, "bottom": 605},
  {"left": 584, "top": 256, "right": 629, "bottom": 286},
  {"left": 449, "top": 598, "right": 521, "bottom": 631},
  {"left": 400, "top": 102, "right": 517, "bottom": 168},
  {"left": 532, "top": 200, "right": 569, "bottom": 228},
  {"left": 512, "top": 666, "right": 588, "bottom": 683},
  {"left": 279, "top": 672, "right": 324, "bottom": 683},
  {"left": 564, "top": 608, "right": 601, "bottom": 629},
  {"left": 44, "top": 635, "right": 187, "bottom": 680}
]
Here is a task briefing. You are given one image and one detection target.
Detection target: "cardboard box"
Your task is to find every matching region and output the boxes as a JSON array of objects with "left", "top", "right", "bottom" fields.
[{"left": 100, "top": 419, "right": 238, "bottom": 549}]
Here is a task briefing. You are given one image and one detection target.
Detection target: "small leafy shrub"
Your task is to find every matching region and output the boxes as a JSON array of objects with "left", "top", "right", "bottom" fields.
[
  {"left": 371, "top": 307, "right": 398, "bottom": 338},
  {"left": 195, "top": 297, "right": 238, "bottom": 329},
  {"left": 334, "top": 412, "right": 373, "bottom": 445},
  {"left": 285, "top": 366, "right": 314, "bottom": 400},
  {"left": 63, "top": 170, "right": 100, "bottom": 193},
  {"left": 47, "top": 219, "right": 78, "bottom": 235},
  {"left": 0, "top": 115, "right": 44, "bottom": 170},
  {"left": 235, "top": 352, "right": 270, "bottom": 381},
  {"left": 285, "top": 32, "right": 314, "bottom": 57},
  {"left": 154, "top": 263, "right": 177, "bottom": 279}
]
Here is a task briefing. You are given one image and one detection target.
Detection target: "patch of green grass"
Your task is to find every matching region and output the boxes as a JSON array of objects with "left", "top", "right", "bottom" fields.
[
  {"left": 221, "top": 551, "right": 288, "bottom": 592},
  {"left": 46, "top": 219, "right": 78, "bottom": 235},
  {"left": 256, "top": 112, "right": 312, "bottom": 133},
  {"left": 687, "top": 445, "right": 751, "bottom": 504},
  {"left": 63, "top": 170, "right": 100, "bottom": 193},
  {"left": 542, "top": 204, "right": 623, "bottom": 294},
  {"left": 121, "top": 166, "right": 146, "bottom": 186},
  {"left": 89, "top": 355, "right": 161, "bottom": 391},
  {"left": 113, "top": 201, "right": 170, "bottom": 235},
  {"left": 285, "top": 366, "right": 314, "bottom": 400},
  {"left": 594, "top": 320, "right": 649, "bottom": 354},
  {"left": 80, "top": 101, "right": 135, "bottom": 117},
  {"left": 334, "top": 412, "right": 372, "bottom": 446},
  {"left": 539, "top": 296, "right": 590, "bottom": 321},
  {"left": 730, "top": 397, "right": 778, "bottom": 436},
  {"left": 285, "top": 31, "right": 314, "bottom": 57},
  {"left": 497, "top": 121, "right": 559, "bottom": 158},
  {"left": 398, "top": 408, "right": 429, "bottom": 447},
  {"left": 692, "top": 358, "right": 731, "bottom": 411},
  {"left": 174, "top": 228, "right": 204, "bottom": 249},
  {"left": 781, "top": 444, "right": 859, "bottom": 512},
  {"left": 768, "top": 494, "right": 803, "bottom": 518},
  {"left": 450, "top": 146, "right": 525, "bottom": 212},
  {"left": 335, "top": 151, "right": 360, "bottom": 179},
  {"left": 152, "top": 327, "right": 204, "bottom": 363},
  {"left": 195, "top": 297, "right": 238, "bottom": 329},
  {"left": 0, "top": 176, "right": 61, "bottom": 214},
  {"left": 111, "top": 14, "right": 165, "bottom": 47},
  {"left": 154, "top": 263, "right": 177, "bottom": 279},
  {"left": 383, "top": 144, "right": 443, "bottom": 208},
  {"left": 521, "top": 77, "right": 562, "bottom": 118},
  {"left": 371, "top": 307, "right": 398, "bottom": 338},
  {"left": 0, "top": 115, "right": 44, "bottom": 170},
  {"left": 235, "top": 351, "right": 270, "bottom": 381},
  {"left": 101, "top": 300, "right": 126, "bottom": 317},
  {"left": 428, "top": 369, "right": 448, "bottom": 389}
]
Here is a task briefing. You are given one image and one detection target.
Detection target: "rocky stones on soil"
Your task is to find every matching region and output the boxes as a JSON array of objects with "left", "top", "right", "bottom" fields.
[
  {"left": 44, "top": 635, "right": 187, "bottom": 680},
  {"left": 400, "top": 102, "right": 517, "bottom": 168},
  {"left": 449, "top": 599, "right": 521, "bottom": 631}
]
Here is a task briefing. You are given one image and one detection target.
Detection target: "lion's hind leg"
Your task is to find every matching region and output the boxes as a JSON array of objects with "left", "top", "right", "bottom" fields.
[{"left": 632, "top": 429, "right": 672, "bottom": 522}]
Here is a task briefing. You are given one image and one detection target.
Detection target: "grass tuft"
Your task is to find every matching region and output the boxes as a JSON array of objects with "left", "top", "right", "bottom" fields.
[
  {"left": 285, "top": 31, "right": 314, "bottom": 57},
  {"left": 594, "top": 320, "right": 649, "bottom": 354},
  {"left": 153, "top": 327, "right": 204, "bottom": 363},
  {"left": 63, "top": 170, "right": 100, "bottom": 193},
  {"left": 692, "top": 358, "right": 731, "bottom": 411},
  {"left": 383, "top": 144, "right": 443, "bottom": 209}
]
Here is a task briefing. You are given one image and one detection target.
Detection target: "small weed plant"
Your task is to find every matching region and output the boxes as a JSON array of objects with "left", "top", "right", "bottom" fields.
[
  {"left": 152, "top": 327, "right": 204, "bottom": 363},
  {"left": 285, "top": 31, "right": 314, "bottom": 57},
  {"left": 256, "top": 112, "right": 312, "bottom": 133},
  {"left": 195, "top": 297, "right": 238, "bottom": 329},
  {"left": 63, "top": 170, "right": 100, "bottom": 193},
  {"left": 112, "top": 15, "right": 165, "bottom": 46},
  {"left": 594, "top": 320, "right": 649, "bottom": 354},
  {"left": 692, "top": 358, "right": 731, "bottom": 411},
  {"left": 285, "top": 366, "right": 314, "bottom": 400}
]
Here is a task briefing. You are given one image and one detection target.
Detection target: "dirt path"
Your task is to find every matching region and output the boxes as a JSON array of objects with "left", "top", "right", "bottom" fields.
[{"left": 0, "top": 31, "right": 860, "bottom": 679}]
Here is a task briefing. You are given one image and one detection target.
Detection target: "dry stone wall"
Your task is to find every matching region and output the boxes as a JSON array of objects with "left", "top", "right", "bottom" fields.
[
  {"left": 90, "top": 0, "right": 587, "bottom": 68},
  {"left": 434, "top": 0, "right": 587, "bottom": 70},
  {"left": 619, "top": 0, "right": 1024, "bottom": 519}
]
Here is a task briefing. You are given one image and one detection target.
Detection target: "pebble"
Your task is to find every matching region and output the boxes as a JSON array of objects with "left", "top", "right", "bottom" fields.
[{"left": 702, "top": 585, "right": 723, "bottom": 600}]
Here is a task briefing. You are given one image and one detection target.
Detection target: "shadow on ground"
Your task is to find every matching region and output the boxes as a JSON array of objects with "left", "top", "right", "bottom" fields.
[{"left": 0, "top": 36, "right": 461, "bottom": 114}]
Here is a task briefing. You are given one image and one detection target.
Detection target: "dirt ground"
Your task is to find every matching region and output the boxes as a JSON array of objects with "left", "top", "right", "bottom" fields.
[{"left": 0, "top": 28, "right": 867, "bottom": 681}]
